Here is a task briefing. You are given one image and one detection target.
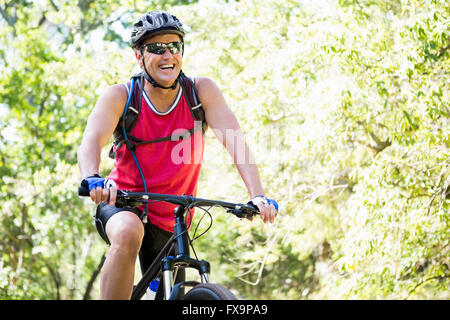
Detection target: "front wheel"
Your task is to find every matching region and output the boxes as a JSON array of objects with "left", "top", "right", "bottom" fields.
[{"left": 183, "top": 283, "right": 237, "bottom": 300}]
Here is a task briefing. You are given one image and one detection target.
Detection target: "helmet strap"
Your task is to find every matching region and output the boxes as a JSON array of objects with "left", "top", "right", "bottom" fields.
[{"left": 141, "top": 58, "right": 178, "bottom": 90}]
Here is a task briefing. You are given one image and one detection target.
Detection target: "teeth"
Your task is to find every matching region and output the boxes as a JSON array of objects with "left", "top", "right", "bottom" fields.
[{"left": 160, "top": 64, "right": 174, "bottom": 69}]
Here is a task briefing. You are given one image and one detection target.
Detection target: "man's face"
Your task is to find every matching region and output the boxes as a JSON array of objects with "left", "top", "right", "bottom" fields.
[{"left": 136, "top": 33, "right": 183, "bottom": 87}]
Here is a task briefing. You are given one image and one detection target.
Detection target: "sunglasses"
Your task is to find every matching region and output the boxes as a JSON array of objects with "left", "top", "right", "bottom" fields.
[{"left": 142, "top": 41, "right": 183, "bottom": 55}]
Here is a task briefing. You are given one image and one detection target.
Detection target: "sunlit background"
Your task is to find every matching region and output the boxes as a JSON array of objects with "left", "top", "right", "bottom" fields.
[{"left": 0, "top": 0, "right": 449, "bottom": 299}]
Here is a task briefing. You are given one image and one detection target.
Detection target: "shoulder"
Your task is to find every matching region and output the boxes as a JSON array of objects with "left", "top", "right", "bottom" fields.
[
  {"left": 101, "top": 83, "right": 129, "bottom": 102},
  {"left": 188, "top": 77, "right": 236, "bottom": 127},
  {"left": 94, "top": 83, "right": 128, "bottom": 113},
  {"left": 192, "top": 76, "right": 223, "bottom": 103},
  {"left": 87, "top": 83, "right": 129, "bottom": 129},
  {"left": 193, "top": 76, "right": 216, "bottom": 91}
]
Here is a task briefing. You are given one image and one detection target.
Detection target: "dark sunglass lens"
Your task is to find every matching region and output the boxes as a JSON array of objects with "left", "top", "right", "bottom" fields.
[
  {"left": 145, "top": 43, "right": 164, "bottom": 54},
  {"left": 155, "top": 47, "right": 167, "bottom": 54},
  {"left": 168, "top": 42, "right": 183, "bottom": 54},
  {"left": 144, "top": 42, "right": 183, "bottom": 55}
]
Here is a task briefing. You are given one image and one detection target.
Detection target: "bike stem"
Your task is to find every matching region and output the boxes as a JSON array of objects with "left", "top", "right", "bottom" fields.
[
  {"left": 173, "top": 205, "right": 190, "bottom": 257},
  {"left": 161, "top": 205, "right": 211, "bottom": 299}
]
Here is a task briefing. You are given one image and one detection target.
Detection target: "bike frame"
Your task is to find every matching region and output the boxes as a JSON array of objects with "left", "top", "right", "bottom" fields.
[{"left": 131, "top": 203, "right": 211, "bottom": 300}]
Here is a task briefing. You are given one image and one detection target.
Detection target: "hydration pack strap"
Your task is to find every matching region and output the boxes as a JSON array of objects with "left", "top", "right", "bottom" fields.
[
  {"left": 121, "top": 77, "right": 148, "bottom": 223},
  {"left": 125, "top": 123, "right": 202, "bottom": 147}
]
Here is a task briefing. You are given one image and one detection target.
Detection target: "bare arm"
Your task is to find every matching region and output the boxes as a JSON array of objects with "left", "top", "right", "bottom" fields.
[
  {"left": 196, "top": 77, "right": 277, "bottom": 223},
  {"left": 77, "top": 84, "right": 127, "bottom": 204}
]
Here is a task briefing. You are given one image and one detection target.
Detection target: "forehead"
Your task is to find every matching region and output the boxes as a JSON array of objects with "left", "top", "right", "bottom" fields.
[{"left": 144, "top": 33, "right": 182, "bottom": 44}]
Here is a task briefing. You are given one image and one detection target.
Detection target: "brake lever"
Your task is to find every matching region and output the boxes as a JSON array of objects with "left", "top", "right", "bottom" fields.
[
  {"left": 227, "top": 203, "right": 259, "bottom": 219},
  {"left": 227, "top": 208, "right": 248, "bottom": 219},
  {"left": 115, "top": 191, "right": 145, "bottom": 208}
]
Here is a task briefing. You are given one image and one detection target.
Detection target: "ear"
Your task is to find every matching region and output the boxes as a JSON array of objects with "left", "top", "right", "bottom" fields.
[{"left": 134, "top": 48, "right": 144, "bottom": 67}]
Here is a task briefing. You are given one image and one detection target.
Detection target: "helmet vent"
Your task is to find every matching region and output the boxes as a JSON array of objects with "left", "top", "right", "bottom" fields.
[{"left": 130, "top": 10, "right": 185, "bottom": 48}]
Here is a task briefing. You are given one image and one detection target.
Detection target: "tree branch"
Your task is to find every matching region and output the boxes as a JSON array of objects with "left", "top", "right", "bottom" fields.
[
  {"left": 0, "top": 2, "right": 18, "bottom": 34},
  {"left": 46, "top": 262, "right": 62, "bottom": 300},
  {"left": 405, "top": 273, "right": 450, "bottom": 300},
  {"left": 354, "top": 120, "right": 392, "bottom": 154},
  {"left": 83, "top": 251, "right": 106, "bottom": 300},
  {"left": 437, "top": 42, "right": 450, "bottom": 59}
]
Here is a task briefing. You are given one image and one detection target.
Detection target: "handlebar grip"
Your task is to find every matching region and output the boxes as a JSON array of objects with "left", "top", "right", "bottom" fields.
[
  {"left": 247, "top": 199, "right": 279, "bottom": 212},
  {"left": 247, "top": 202, "right": 259, "bottom": 212},
  {"left": 78, "top": 186, "right": 90, "bottom": 197}
]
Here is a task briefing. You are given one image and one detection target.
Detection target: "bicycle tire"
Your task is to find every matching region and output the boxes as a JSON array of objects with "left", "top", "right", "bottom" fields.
[{"left": 182, "top": 283, "right": 237, "bottom": 300}]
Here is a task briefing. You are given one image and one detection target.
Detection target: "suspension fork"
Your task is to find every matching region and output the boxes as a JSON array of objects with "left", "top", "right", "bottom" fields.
[{"left": 160, "top": 205, "right": 211, "bottom": 299}]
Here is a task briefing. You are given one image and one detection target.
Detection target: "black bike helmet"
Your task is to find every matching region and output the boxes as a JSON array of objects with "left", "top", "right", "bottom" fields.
[{"left": 130, "top": 10, "right": 185, "bottom": 49}]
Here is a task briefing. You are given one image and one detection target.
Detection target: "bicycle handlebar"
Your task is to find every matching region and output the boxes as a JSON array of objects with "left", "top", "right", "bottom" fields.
[{"left": 78, "top": 186, "right": 259, "bottom": 219}]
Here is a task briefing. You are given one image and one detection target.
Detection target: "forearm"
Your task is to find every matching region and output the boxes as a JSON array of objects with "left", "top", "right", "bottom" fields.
[
  {"left": 229, "top": 140, "right": 278, "bottom": 223},
  {"left": 222, "top": 131, "right": 265, "bottom": 198},
  {"left": 77, "top": 133, "right": 102, "bottom": 179},
  {"left": 235, "top": 160, "right": 265, "bottom": 198}
]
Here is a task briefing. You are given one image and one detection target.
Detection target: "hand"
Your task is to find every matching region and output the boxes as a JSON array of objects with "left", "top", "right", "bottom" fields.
[
  {"left": 249, "top": 195, "right": 279, "bottom": 224},
  {"left": 80, "top": 175, "right": 117, "bottom": 206}
]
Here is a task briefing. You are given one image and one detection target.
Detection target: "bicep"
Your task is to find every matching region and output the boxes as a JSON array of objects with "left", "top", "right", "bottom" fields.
[
  {"left": 82, "top": 84, "right": 127, "bottom": 149},
  {"left": 197, "top": 78, "right": 241, "bottom": 144}
]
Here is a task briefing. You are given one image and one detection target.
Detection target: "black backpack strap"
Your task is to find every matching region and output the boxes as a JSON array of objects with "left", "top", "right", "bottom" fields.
[
  {"left": 108, "top": 73, "right": 144, "bottom": 159},
  {"left": 179, "top": 71, "right": 208, "bottom": 135},
  {"left": 124, "top": 73, "right": 143, "bottom": 129},
  {"left": 126, "top": 124, "right": 202, "bottom": 147}
]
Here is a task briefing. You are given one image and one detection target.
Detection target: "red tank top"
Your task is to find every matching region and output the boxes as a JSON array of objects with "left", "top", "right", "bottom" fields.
[{"left": 108, "top": 85, "right": 205, "bottom": 232}]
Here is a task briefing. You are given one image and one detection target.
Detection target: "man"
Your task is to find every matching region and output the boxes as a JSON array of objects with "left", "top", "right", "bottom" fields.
[{"left": 77, "top": 10, "right": 278, "bottom": 299}]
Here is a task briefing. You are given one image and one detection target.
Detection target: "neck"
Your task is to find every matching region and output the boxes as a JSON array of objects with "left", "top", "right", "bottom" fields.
[{"left": 144, "top": 80, "right": 179, "bottom": 97}]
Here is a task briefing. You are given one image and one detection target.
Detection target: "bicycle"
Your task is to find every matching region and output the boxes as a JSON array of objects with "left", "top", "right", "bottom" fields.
[{"left": 78, "top": 186, "right": 260, "bottom": 300}]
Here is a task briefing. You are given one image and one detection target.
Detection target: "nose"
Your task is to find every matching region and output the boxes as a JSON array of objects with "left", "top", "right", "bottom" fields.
[{"left": 162, "top": 48, "right": 172, "bottom": 58}]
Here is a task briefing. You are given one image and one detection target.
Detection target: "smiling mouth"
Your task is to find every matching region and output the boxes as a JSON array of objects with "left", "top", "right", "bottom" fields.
[{"left": 159, "top": 64, "right": 175, "bottom": 70}]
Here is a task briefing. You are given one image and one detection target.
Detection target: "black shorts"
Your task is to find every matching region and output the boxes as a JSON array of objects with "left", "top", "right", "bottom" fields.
[{"left": 95, "top": 202, "right": 183, "bottom": 280}]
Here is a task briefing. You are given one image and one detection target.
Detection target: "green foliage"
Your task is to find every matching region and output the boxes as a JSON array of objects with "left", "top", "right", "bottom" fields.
[
  {"left": 1, "top": 0, "right": 448, "bottom": 299},
  {"left": 183, "top": 0, "right": 449, "bottom": 299}
]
